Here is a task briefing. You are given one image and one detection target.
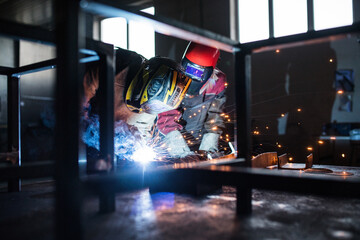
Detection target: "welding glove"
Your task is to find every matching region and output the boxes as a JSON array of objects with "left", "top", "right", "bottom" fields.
[
  {"left": 164, "top": 130, "right": 192, "bottom": 158},
  {"left": 199, "top": 132, "right": 219, "bottom": 153}
]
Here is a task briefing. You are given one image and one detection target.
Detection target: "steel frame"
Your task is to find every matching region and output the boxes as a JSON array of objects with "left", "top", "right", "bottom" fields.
[{"left": 0, "top": 0, "right": 359, "bottom": 239}]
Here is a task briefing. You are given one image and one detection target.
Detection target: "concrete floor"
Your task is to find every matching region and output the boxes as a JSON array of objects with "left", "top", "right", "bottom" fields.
[{"left": 1, "top": 179, "right": 360, "bottom": 240}]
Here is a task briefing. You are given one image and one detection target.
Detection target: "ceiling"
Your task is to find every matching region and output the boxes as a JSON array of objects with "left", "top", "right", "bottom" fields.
[{"left": 0, "top": 0, "right": 153, "bottom": 29}]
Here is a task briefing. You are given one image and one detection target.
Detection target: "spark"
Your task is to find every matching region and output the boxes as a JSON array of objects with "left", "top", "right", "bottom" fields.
[
  {"left": 131, "top": 145, "right": 156, "bottom": 165},
  {"left": 318, "top": 140, "right": 324, "bottom": 144},
  {"left": 307, "top": 147, "right": 313, "bottom": 151}
]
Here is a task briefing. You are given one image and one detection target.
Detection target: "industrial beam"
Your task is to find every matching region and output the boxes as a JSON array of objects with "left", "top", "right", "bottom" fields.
[
  {"left": 80, "top": 0, "right": 240, "bottom": 52},
  {"left": 243, "top": 23, "right": 360, "bottom": 52},
  {"left": 7, "top": 75, "right": 21, "bottom": 192},
  {"left": 54, "top": 0, "right": 83, "bottom": 239},
  {"left": 0, "top": 161, "right": 55, "bottom": 180},
  {"left": 0, "top": 19, "right": 55, "bottom": 45}
]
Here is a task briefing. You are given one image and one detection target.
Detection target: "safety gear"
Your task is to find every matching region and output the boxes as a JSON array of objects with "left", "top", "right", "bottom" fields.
[
  {"left": 164, "top": 130, "right": 192, "bottom": 158},
  {"left": 181, "top": 42, "right": 220, "bottom": 95},
  {"left": 126, "top": 57, "right": 192, "bottom": 115}
]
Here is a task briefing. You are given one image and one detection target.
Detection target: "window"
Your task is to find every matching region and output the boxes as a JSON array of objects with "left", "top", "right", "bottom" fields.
[
  {"left": 100, "top": 17, "right": 127, "bottom": 49},
  {"left": 313, "top": 0, "right": 353, "bottom": 30},
  {"left": 100, "top": 7, "right": 155, "bottom": 59},
  {"left": 273, "top": 0, "right": 307, "bottom": 37},
  {"left": 238, "top": 0, "right": 269, "bottom": 43},
  {"left": 238, "top": 0, "right": 354, "bottom": 43}
]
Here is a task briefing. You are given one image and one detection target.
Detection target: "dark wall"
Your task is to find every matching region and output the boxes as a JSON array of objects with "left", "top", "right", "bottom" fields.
[
  {"left": 154, "top": 0, "right": 231, "bottom": 68},
  {"left": 251, "top": 42, "right": 337, "bottom": 161}
]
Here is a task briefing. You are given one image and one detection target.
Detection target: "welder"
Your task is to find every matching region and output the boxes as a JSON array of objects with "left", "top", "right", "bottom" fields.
[
  {"left": 157, "top": 42, "right": 227, "bottom": 159},
  {"left": 82, "top": 47, "right": 192, "bottom": 170}
]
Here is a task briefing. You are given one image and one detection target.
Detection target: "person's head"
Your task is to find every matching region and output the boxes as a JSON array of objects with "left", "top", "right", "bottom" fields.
[
  {"left": 126, "top": 56, "right": 192, "bottom": 114},
  {"left": 181, "top": 42, "right": 220, "bottom": 95}
]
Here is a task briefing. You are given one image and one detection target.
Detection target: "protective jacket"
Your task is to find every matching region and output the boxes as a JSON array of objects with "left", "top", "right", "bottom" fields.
[{"left": 157, "top": 68, "right": 227, "bottom": 156}]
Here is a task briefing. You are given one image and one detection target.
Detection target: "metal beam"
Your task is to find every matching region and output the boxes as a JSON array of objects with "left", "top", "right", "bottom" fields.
[
  {"left": 0, "top": 19, "right": 55, "bottom": 45},
  {"left": 0, "top": 162, "right": 55, "bottom": 180},
  {"left": 268, "top": 0, "right": 274, "bottom": 38},
  {"left": 307, "top": 0, "right": 314, "bottom": 31},
  {"left": 243, "top": 23, "right": 360, "bottom": 52},
  {"left": 0, "top": 59, "right": 57, "bottom": 77},
  {"left": 54, "top": 0, "right": 82, "bottom": 239},
  {"left": 7, "top": 75, "right": 21, "bottom": 192},
  {"left": 80, "top": 0, "right": 240, "bottom": 52}
]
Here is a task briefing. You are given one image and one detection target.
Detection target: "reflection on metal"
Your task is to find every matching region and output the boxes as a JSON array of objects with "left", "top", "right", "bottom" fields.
[
  {"left": 159, "top": 156, "right": 242, "bottom": 170},
  {"left": 252, "top": 152, "right": 278, "bottom": 168},
  {"left": 278, "top": 153, "right": 288, "bottom": 168}
]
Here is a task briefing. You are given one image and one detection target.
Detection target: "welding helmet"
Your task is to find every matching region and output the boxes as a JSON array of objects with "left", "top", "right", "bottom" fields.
[
  {"left": 181, "top": 42, "right": 220, "bottom": 95},
  {"left": 126, "top": 57, "right": 192, "bottom": 114}
]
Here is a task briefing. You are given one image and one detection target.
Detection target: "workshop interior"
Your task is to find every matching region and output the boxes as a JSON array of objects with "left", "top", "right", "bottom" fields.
[{"left": 0, "top": 0, "right": 360, "bottom": 239}]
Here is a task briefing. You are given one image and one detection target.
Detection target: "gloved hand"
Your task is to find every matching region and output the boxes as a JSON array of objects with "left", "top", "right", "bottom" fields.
[
  {"left": 199, "top": 133, "right": 220, "bottom": 153},
  {"left": 163, "top": 130, "right": 192, "bottom": 158},
  {"left": 157, "top": 109, "right": 184, "bottom": 135}
]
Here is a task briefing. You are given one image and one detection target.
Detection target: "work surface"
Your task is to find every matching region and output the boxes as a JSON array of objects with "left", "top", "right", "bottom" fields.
[{"left": 1, "top": 180, "right": 360, "bottom": 240}]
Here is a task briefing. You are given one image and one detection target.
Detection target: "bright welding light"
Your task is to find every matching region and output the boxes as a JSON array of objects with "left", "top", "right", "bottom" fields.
[{"left": 132, "top": 146, "right": 156, "bottom": 165}]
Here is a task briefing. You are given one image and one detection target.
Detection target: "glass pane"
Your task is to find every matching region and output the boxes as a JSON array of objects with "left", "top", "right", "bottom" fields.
[
  {"left": 100, "top": 17, "right": 127, "bottom": 49},
  {"left": 314, "top": 0, "right": 353, "bottom": 30},
  {"left": 273, "top": 0, "right": 308, "bottom": 37},
  {"left": 251, "top": 33, "right": 360, "bottom": 172},
  {"left": 238, "top": 0, "right": 269, "bottom": 43},
  {"left": 128, "top": 7, "right": 155, "bottom": 59}
]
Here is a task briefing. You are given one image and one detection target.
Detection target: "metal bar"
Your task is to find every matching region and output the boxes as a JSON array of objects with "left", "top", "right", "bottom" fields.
[
  {"left": 233, "top": 50, "right": 252, "bottom": 214},
  {"left": 236, "top": 186, "right": 252, "bottom": 215},
  {"left": 54, "top": 0, "right": 82, "bottom": 239},
  {"left": 0, "top": 66, "right": 12, "bottom": 74},
  {"left": 0, "top": 162, "right": 55, "bottom": 180},
  {"left": 229, "top": 0, "right": 239, "bottom": 41},
  {"left": 268, "top": 0, "right": 274, "bottom": 38},
  {"left": 7, "top": 75, "right": 21, "bottom": 192},
  {"left": 353, "top": 0, "right": 360, "bottom": 23},
  {"left": 97, "top": 42, "right": 115, "bottom": 213},
  {"left": 243, "top": 23, "right": 360, "bottom": 52},
  {"left": 0, "top": 59, "right": 57, "bottom": 77},
  {"left": 80, "top": 0, "right": 240, "bottom": 52},
  {"left": 234, "top": 50, "right": 251, "bottom": 164},
  {"left": 97, "top": 43, "right": 114, "bottom": 167},
  {"left": 0, "top": 19, "right": 55, "bottom": 45},
  {"left": 307, "top": 0, "right": 314, "bottom": 31},
  {"left": 99, "top": 192, "right": 115, "bottom": 213},
  {"left": 187, "top": 167, "right": 360, "bottom": 198}
]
